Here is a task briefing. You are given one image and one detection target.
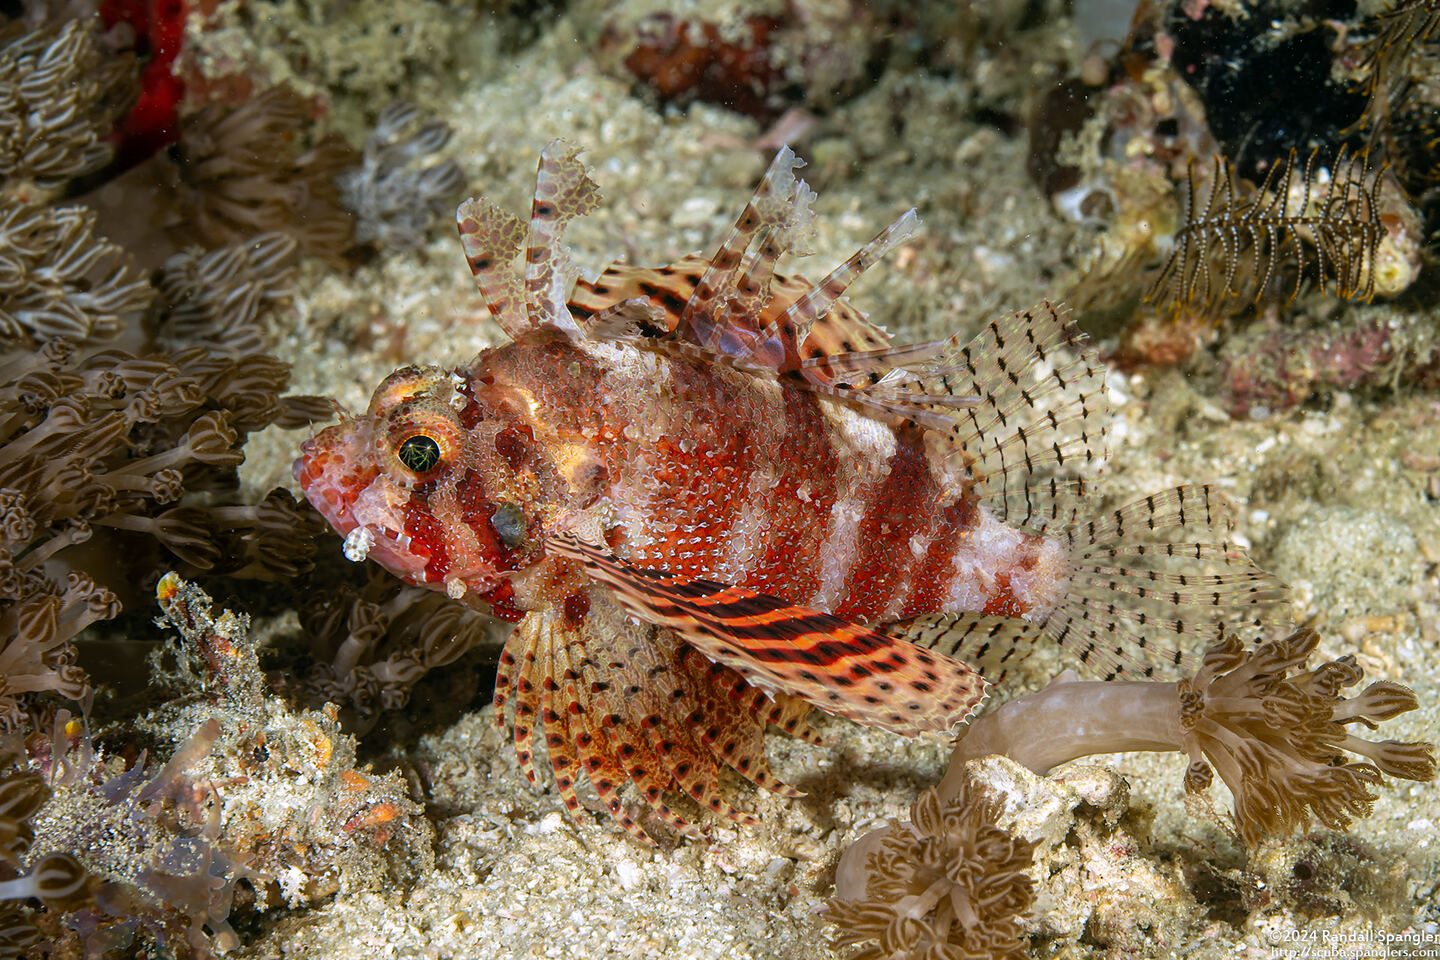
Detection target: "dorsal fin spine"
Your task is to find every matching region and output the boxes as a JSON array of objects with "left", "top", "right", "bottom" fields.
[
  {"left": 455, "top": 196, "right": 529, "bottom": 338},
  {"left": 521, "top": 141, "right": 598, "bottom": 337},
  {"left": 680, "top": 146, "right": 813, "bottom": 354},
  {"left": 455, "top": 139, "right": 599, "bottom": 340},
  {"left": 775, "top": 208, "right": 921, "bottom": 372}
]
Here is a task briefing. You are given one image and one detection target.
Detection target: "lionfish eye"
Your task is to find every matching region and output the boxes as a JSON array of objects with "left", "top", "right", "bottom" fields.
[
  {"left": 397, "top": 434, "right": 443, "bottom": 473},
  {"left": 490, "top": 501, "right": 527, "bottom": 548}
]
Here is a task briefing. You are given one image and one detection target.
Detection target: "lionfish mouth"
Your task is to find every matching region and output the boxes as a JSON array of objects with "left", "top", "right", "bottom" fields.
[{"left": 292, "top": 433, "right": 430, "bottom": 582}]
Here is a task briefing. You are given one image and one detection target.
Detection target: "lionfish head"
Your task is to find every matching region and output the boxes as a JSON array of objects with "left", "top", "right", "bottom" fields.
[{"left": 294, "top": 363, "right": 542, "bottom": 601}]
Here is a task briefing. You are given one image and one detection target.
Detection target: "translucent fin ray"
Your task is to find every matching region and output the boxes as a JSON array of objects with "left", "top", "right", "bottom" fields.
[
  {"left": 455, "top": 139, "right": 597, "bottom": 339},
  {"left": 771, "top": 209, "right": 920, "bottom": 358},
  {"left": 522, "top": 141, "right": 599, "bottom": 336},
  {"left": 456, "top": 197, "right": 528, "bottom": 338},
  {"left": 1040, "top": 485, "right": 1290, "bottom": 680},
  {"left": 885, "top": 614, "right": 1044, "bottom": 685},
  {"left": 679, "top": 146, "right": 816, "bottom": 356}
]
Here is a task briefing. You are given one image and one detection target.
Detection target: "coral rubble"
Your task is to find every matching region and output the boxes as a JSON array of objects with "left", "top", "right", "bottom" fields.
[{"left": 9, "top": 575, "right": 431, "bottom": 958}]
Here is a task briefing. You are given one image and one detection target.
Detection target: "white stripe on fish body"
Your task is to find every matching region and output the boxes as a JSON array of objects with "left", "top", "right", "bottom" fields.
[
  {"left": 717, "top": 466, "right": 778, "bottom": 584},
  {"left": 803, "top": 396, "right": 899, "bottom": 611},
  {"left": 940, "top": 507, "right": 1069, "bottom": 617}
]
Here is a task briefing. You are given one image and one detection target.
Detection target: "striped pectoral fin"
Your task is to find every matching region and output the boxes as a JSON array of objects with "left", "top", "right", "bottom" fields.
[{"left": 548, "top": 533, "right": 989, "bottom": 737}]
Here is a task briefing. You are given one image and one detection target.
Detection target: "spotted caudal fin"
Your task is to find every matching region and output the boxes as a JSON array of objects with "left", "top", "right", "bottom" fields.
[
  {"left": 456, "top": 140, "right": 598, "bottom": 339},
  {"left": 1041, "top": 485, "right": 1290, "bottom": 679},
  {"left": 493, "top": 585, "right": 814, "bottom": 845},
  {"left": 550, "top": 532, "right": 989, "bottom": 737}
]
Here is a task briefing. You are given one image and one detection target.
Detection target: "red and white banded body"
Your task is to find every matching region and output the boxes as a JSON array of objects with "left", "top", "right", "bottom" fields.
[{"left": 295, "top": 143, "right": 1286, "bottom": 843}]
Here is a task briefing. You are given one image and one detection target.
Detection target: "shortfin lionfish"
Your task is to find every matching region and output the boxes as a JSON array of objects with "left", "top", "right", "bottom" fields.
[{"left": 295, "top": 142, "right": 1287, "bottom": 843}]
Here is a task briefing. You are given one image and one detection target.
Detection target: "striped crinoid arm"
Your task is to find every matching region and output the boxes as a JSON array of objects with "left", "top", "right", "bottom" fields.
[
  {"left": 496, "top": 593, "right": 815, "bottom": 844},
  {"left": 1146, "top": 149, "right": 1385, "bottom": 315}
]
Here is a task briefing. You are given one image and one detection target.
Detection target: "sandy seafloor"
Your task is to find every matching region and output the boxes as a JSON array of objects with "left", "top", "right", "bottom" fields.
[{"left": 192, "top": 1, "right": 1440, "bottom": 957}]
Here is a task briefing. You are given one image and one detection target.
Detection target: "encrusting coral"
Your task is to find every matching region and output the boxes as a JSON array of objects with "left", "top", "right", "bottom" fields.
[
  {"left": 145, "top": 575, "right": 431, "bottom": 899},
  {"left": 943, "top": 627, "right": 1436, "bottom": 846},
  {"left": 26, "top": 710, "right": 255, "bottom": 957},
  {"left": 827, "top": 776, "right": 1036, "bottom": 960}
]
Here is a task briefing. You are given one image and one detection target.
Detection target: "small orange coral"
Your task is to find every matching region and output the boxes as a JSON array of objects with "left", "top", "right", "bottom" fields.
[{"left": 827, "top": 778, "right": 1035, "bottom": 960}]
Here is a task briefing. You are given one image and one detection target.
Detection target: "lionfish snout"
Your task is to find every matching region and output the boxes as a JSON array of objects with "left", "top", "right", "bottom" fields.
[
  {"left": 294, "top": 419, "right": 431, "bottom": 583},
  {"left": 294, "top": 417, "right": 388, "bottom": 541}
]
